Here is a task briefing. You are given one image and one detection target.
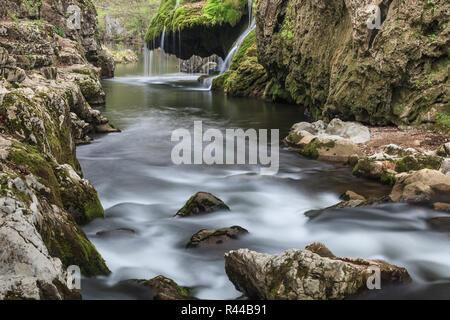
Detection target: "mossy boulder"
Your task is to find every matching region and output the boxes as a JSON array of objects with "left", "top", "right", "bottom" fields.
[
  {"left": 175, "top": 192, "right": 230, "bottom": 217},
  {"left": 395, "top": 155, "right": 443, "bottom": 173}
]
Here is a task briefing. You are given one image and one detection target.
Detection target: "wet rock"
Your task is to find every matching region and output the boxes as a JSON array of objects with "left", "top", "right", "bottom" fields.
[
  {"left": 96, "top": 228, "right": 136, "bottom": 237},
  {"left": 427, "top": 217, "right": 450, "bottom": 232},
  {"left": 175, "top": 192, "right": 230, "bottom": 217},
  {"left": 433, "top": 202, "right": 450, "bottom": 212},
  {"left": 186, "top": 226, "right": 248, "bottom": 248},
  {"left": 390, "top": 169, "right": 450, "bottom": 203},
  {"left": 127, "top": 275, "right": 196, "bottom": 300},
  {"left": 304, "top": 191, "right": 367, "bottom": 219},
  {"left": 225, "top": 243, "right": 411, "bottom": 300}
]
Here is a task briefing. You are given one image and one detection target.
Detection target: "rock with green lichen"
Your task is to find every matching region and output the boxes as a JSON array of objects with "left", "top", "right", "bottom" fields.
[
  {"left": 175, "top": 192, "right": 230, "bottom": 217},
  {"left": 255, "top": 0, "right": 449, "bottom": 128},
  {"left": 186, "top": 226, "right": 248, "bottom": 248},
  {"left": 124, "top": 275, "right": 197, "bottom": 300},
  {"left": 225, "top": 243, "right": 411, "bottom": 300},
  {"left": 0, "top": 13, "right": 115, "bottom": 299}
]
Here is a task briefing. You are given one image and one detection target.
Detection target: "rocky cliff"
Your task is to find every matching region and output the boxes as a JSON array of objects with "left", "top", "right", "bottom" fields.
[
  {"left": 0, "top": 1, "right": 116, "bottom": 299},
  {"left": 213, "top": 0, "right": 449, "bottom": 130},
  {"left": 256, "top": 0, "right": 449, "bottom": 127}
]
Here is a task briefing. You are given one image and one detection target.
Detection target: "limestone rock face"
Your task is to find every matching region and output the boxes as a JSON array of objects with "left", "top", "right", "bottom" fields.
[
  {"left": 0, "top": 0, "right": 114, "bottom": 78},
  {"left": 390, "top": 169, "right": 450, "bottom": 203},
  {"left": 225, "top": 243, "right": 411, "bottom": 300},
  {"left": 175, "top": 192, "right": 230, "bottom": 217},
  {"left": 256, "top": 0, "right": 449, "bottom": 126},
  {"left": 0, "top": 9, "right": 114, "bottom": 299}
]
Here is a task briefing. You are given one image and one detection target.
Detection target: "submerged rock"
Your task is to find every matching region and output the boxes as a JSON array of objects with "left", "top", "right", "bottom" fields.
[
  {"left": 96, "top": 228, "right": 136, "bottom": 237},
  {"left": 225, "top": 243, "right": 411, "bottom": 300},
  {"left": 126, "top": 276, "right": 196, "bottom": 300},
  {"left": 186, "top": 226, "right": 248, "bottom": 248},
  {"left": 304, "top": 190, "right": 367, "bottom": 218},
  {"left": 175, "top": 192, "right": 230, "bottom": 217},
  {"left": 427, "top": 217, "right": 450, "bottom": 232}
]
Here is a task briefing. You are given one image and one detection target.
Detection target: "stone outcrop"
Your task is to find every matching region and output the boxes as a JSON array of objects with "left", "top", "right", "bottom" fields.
[
  {"left": 186, "top": 226, "right": 248, "bottom": 248},
  {"left": 255, "top": 0, "right": 448, "bottom": 128},
  {"left": 175, "top": 192, "right": 230, "bottom": 217},
  {"left": 285, "top": 119, "right": 367, "bottom": 162},
  {"left": 304, "top": 190, "right": 368, "bottom": 218},
  {"left": 225, "top": 243, "right": 411, "bottom": 300},
  {"left": 0, "top": 5, "right": 116, "bottom": 299},
  {"left": 389, "top": 169, "right": 450, "bottom": 203}
]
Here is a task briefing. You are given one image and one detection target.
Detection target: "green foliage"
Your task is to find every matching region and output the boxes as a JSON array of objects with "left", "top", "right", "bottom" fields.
[
  {"left": 94, "top": 0, "right": 160, "bottom": 42},
  {"left": 54, "top": 25, "right": 65, "bottom": 37},
  {"left": 145, "top": 0, "right": 247, "bottom": 41}
]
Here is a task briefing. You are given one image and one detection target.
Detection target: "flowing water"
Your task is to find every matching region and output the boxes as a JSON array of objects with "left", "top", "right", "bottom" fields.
[{"left": 77, "top": 58, "right": 450, "bottom": 300}]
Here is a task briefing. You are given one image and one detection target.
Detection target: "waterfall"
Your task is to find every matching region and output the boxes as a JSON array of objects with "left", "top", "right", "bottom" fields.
[
  {"left": 248, "top": 1, "right": 252, "bottom": 26},
  {"left": 204, "top": 16, "right": 256, "bottom": 89},
  {"left": 159, "top": 27, "right": 166, "bottom": 74},
  {"left": 143, "top": 44, "right": 154, "bottom": 76}
]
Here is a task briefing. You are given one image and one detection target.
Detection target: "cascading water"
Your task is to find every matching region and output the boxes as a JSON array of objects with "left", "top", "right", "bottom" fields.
[
  {"left": 203, "top": 1, "right": 255, "bottom": 89},
  {"left": 204, "top": 17, "right": 256, "bottom": 89}
]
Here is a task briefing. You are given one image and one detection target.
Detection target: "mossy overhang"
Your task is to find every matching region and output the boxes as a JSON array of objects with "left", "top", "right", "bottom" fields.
[{"left": 145, "top": 0, "right": 252, "bottom": 59}]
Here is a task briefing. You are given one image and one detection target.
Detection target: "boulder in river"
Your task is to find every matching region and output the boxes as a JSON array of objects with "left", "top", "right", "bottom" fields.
[
  {"left": 225, "top": 243, "right": 411, "bottom": 300},
  {"left": 175, "top": 192, "right": 230, "bottom": 217},
  {"left": 389, "top": 169, "right": 450, "bottom": 203},
  {"left": 186, "top": 226, "right": 248, "bottom": 248},
  {"left": 125, "top": 275, "right": 196, "bottom": 300}
]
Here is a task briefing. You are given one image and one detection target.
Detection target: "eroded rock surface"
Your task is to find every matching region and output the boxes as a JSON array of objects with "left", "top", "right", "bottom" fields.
[
  {"left": 225, "top": 243, "right": 411, "bottom": 300},
  {"left": 125, "top": 276, "right": 197, "bottom": 300}
]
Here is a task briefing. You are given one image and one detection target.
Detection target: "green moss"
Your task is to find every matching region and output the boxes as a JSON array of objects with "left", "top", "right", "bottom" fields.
[
  {"left": 43, "top": 224, "right": 110, "bottom": 276},
  {"left": 395, "top": 155, "right": 442, "bottom": 172},
  {"left": 286, "top": 133, "right": 303, "bottom": 145},
  {"left": 299, "top": 139, "right": 335, "bottom": 160},
  {"left": 145, "top": 0, "right": 248, "bottom": 41},
  {"left": 7, "top": 145, "right": 62, "bottom": 206},
  {"left": 380, "top": 171, "right": 395, "bottom": 186}
]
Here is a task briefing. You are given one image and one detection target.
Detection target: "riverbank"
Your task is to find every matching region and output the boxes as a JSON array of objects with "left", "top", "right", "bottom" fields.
[{"left": 0, "top": 1, "right": 116, "bottom": 299}]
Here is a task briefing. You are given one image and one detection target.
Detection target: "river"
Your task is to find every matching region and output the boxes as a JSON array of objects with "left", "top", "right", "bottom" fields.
[{"left": 77, "top": 58, "right": 450, "bottom": 300}]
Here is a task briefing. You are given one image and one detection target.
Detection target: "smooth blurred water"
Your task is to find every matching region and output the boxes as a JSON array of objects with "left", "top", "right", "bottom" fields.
[{"left": 77, "top": 61, "right": 450, "bottom": 300}]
